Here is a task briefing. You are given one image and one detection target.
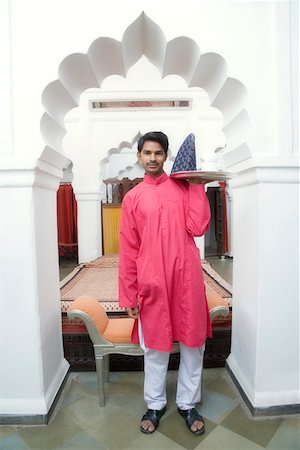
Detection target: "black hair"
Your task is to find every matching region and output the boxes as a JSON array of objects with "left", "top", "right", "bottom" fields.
[{"left": 137, "top": 131, "right": 169, "bottom": 154}]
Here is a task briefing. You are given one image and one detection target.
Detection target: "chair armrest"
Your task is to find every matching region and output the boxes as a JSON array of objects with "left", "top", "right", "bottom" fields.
[
  {"left": 206, "top": 284, "right": 230, "bottom": 322},
  {"left": 209, "top": 305, "right": 229, "bottom": 322},
  {"left": 67, "top": 309, "right": 113, "bottom": 346}
]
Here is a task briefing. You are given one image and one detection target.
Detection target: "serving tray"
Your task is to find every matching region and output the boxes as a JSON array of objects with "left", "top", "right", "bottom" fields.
[{"left": 170, "top": 170, "right": 234, "bottom": 182}]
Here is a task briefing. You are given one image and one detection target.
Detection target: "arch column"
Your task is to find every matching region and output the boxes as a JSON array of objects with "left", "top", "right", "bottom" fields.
[
  {"left": 74, "top": 190, "right": 103, "bottom": 263},
  {"left": 226, "top": 186, "right": 234, "bottom": 257},
  {"left": 0, "top": 149, "right": 69, "bottom": 424},
  {"left": 226, "top": 159, "right": 299, "bottom": 415}
]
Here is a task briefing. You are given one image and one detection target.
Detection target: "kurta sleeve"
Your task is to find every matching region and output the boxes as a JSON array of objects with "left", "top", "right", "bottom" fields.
[
  {"left": 118, "top": 195, "right": 141, "bottom": 308},
  {"left": 185, "top": 184, "right": 211, "bottom": 236}
]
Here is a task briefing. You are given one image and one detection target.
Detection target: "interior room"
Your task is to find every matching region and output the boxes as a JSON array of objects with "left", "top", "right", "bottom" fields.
[{"left": 0, "top": 1, "right": 299, "bottom": 449}]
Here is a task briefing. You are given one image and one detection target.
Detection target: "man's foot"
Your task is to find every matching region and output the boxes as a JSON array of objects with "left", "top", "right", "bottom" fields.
[
  {"left": 177, "top": 408, "right": 205, "bottom": 435},
  {"left": 140, "top": 406, "right": 166, "bottom": 434}
]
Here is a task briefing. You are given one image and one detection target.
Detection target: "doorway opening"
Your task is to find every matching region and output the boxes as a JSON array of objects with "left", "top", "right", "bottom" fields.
[{"left": 205, "top": 186, "right": 228, "bottom": 258}]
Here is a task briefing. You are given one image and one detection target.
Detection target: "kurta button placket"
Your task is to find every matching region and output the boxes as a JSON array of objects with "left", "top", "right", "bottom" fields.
[{"left": 158, "top": 185, "right": 168, "bottom": 233}]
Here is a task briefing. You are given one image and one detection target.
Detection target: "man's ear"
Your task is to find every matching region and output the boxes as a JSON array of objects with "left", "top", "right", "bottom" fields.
[{"left": 137, "top": 151, "right": 141, "bottom": 162}]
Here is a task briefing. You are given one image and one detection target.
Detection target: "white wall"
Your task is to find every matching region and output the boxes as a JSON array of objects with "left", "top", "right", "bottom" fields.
[
  {"left": 64, "top": 74, "right": 225, "bottom": 190},
  {"left": 0, "top": 152, "right": 69, "bottom": 418},
  {"left": 227, "top": 165, "right": 299, "bottom": 409},
  {"left": 1, "top": 0, "right": 293, "bottom": 161},
  {"left": 0, "top": 0, "right": 298, "bottom": 420}
]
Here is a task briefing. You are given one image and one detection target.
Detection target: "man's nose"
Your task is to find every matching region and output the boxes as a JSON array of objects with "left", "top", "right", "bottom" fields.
[{"left": 150, "top": 153, "right": 157, "bottom": 161}]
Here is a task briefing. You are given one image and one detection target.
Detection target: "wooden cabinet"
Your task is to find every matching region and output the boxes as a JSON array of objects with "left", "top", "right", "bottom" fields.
[
  {"left": 206, "top": 187, "right": 227, "bottom": 257},
  {"left": 101, "top": 204, "right": 121, "bottom": 255},
  {"left": 101, "top": 177, "right": 143, "bottom": 255},
  {"left": 215, "top": 188, "right": 226, "bottom": 256}
]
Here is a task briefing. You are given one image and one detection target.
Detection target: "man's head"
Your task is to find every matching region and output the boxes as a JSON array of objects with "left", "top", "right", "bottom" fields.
[
  {"left": 137, "top": 132, "right": 169, "bottom": 154},
  {"left": 137, "top": 131, "right": 169, "bottom": 178}
]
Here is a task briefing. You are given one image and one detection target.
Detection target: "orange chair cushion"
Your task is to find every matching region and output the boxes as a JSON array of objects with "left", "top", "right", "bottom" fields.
[
  {"left": 206, "top": 284, "right": 229, "bottom": 310},
  {"left": 103, "top": 317, "right": 135, "bottom": 343},
  {"left": 69, "top": 296, "right": 109, "bottom": 335}
]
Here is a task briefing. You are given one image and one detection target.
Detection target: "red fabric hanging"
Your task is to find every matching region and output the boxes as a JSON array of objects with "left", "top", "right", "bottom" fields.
[
  {"left": 219, "top": 181, "right": 229, "bottom": 254},
  {"left": 57, "top": 184, "right": 78, "bottom": 257}
]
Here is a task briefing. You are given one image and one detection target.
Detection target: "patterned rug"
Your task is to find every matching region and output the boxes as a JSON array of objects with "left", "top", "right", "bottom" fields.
[{"left": 61, "top": 254, "right": 232, "bottom": 332}]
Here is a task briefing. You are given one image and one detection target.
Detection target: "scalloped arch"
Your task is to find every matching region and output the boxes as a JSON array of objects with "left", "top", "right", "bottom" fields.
[
  {"left": 41, "top": 11, "right": 250, "bottom": 160},
  {"left": 99, "top": 133, "right": 142, "bottom": 176}
]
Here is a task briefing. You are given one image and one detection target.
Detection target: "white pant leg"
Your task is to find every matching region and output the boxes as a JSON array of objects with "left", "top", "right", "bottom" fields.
[
  {"left": 176, "top": 342, "right": 205, "bottom": 410},
  {"left": 138, "top": 319, "right": 170, "bottom": 410}
]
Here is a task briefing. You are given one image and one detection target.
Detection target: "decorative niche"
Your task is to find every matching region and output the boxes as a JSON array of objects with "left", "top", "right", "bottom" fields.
[{"left": 90, "top": 99, "right": 191, "bottom": 111}]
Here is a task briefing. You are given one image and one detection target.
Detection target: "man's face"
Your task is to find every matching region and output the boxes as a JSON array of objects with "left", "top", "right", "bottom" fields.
[{"left": 137, "top": 140, "right": 167, "bottom": 178}]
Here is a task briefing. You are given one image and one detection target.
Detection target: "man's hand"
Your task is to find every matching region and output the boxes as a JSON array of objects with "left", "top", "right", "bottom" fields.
[{"left": 126, "top": 307, "right": 139, "bottom": 319}]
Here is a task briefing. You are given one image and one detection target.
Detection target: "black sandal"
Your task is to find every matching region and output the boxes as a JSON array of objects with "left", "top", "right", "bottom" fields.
[
  {"left": 177, "top": 407, "right": 205, "bottom": 435},
  {"left": 140, "top": 406, "right": 166, "bottom": 434}
]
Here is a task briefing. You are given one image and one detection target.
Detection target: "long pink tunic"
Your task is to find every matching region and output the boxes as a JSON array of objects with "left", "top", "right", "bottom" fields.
[{"left": 118, "top": 172, "right": 212, "bottom": 352}]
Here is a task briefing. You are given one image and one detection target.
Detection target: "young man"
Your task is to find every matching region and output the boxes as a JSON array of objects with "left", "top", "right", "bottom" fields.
[{"left": 118, "top": 131, "right": 212, "bottom": 435}]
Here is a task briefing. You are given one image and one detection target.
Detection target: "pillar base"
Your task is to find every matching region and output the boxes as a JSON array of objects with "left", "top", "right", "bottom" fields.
[
  {"left": 226, "top": 362, "right": 300, "bottom": 417},
  {"left": 0, "top": 368, "right": 70, "bottom": 425}
]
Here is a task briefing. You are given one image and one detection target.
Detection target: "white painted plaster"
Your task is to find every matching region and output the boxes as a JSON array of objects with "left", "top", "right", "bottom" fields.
[
  {"left": 0, "top": 153, "right": 69, "bottom": 416},
  {"left": 5, "top": 0, "right": 282, "bottom": 160},
  {"left": 0, "top": 0, "right": 298, "bottom": 419},
  {"left": 227, "top": 164, "right": 299, "bottom": 408}
]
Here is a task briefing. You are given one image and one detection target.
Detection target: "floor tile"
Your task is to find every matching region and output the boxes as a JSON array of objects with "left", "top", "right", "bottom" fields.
[
  {"left": 19, "top": 410, "right": 83, "bottom": 450},
  {"left": 103, "top": 377, "right": 142, "bottom": 407},
  {"left": 59, "top": 259, "right": 78, "bottom": 280},
  {"left": 207, "top": 373, "right": 237, "bottom": 400},
  {"left": 284, "top": 417, "right": 300, "bottom": 426},
  {"left": 123, "top": 431, "right": 187, "bottom": 450},
  {"left": 85, "top": 408, "right": 141, "bottom": 450},
  {"left": 266, "top": 420, "right": 300, "bottom": 450},
  {"left": 196, "top": 425, "right": 265, "bottom": 450},
  {"left": 199, "top": 387, "right": 238, "bottom": 424},
  {"left": 202, "top": 367, "right": 226, "bottom": 386},
  {"left": 112, "top": 370, "right": 144, "bottom": 387},
  {"left": 52, "top": 429, "right": 108, "bottom": 450},
  {"left": 59, "top": 377, "right": 95, "bottom": 409},
  {"left": 120, "top": 391, "right": 148, "bottom": 417},
  {"left": 0, "top": 427, "right": 15, "bottom": 439},
  {"left": 221, "top": 405, "right": 283, "bottom": 447},
  {"left": 0, "top": 432, "right": 31, "bottom": 450},
  {"left": 73, "top": 371, "right": 99, "bottom": 391},
  {"left": 2, "top": 366, "right": 298, "bottom": 450},
  {"left": 158, "top": 409, "right": 217, "bottom": 450},
  {"left": 62, "top": 394, "right": 119, "bottom": 428},
  {"left": 205, "top": 256, "right": 233, "bottom": 285}
]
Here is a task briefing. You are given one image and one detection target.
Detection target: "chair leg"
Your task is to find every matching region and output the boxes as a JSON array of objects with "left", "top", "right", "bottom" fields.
[
  {"left": 104, "top": 354, "right": 109, "bottom": 383},
  {"left": 95, "top": 356, "right": 105, "bottom": 406}
]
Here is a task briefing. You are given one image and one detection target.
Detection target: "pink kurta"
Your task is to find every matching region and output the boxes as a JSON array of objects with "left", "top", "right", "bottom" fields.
[{"left": 118, "top": 172, "right": 212, "bottom": 352}]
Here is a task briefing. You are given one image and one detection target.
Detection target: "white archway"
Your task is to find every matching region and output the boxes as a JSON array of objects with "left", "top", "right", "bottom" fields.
[{"left": 41, "top": 12, "right": 250, "bottom": 163}]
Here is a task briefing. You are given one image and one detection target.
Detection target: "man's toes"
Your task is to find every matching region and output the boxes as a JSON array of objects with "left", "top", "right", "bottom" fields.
[
  {"left": 141, "top": 420, "right": 154, "bottom": 432},
  {"left": 197, "top": 420, "right": 204, "bottom": 430},
  {"left": 191, "top": 423, "right": 198, "bottom": 432},
  {"left": 191, "top": 420, "right": 203, "bottom": 432}
]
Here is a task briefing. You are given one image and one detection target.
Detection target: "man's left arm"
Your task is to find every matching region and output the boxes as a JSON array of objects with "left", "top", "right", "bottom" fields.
[{"left": 185, "top": 181, "right": 211, "bottom": 236}]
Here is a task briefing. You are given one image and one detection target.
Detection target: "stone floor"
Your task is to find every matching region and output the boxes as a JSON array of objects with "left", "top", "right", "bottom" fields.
[
  {"left": 0, "top": 368, "right": 299, "bottom": 450},
  {"left": 1, "top": 256, "right": 298, "bottom": 449}
]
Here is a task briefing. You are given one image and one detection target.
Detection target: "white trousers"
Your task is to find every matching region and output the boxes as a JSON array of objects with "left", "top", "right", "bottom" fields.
[{"left": 138, "top": 320, "right": 205, "bottom": 410}]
